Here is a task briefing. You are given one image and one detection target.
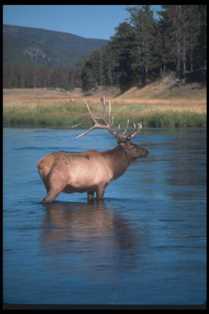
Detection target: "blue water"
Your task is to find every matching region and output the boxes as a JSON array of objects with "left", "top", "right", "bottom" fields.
[{"left": 3, "top": 128, "right": 207, "bottom": 306}]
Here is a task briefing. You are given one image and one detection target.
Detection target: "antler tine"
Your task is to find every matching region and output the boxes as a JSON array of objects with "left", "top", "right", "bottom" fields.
[
  {"left": 128, "top": 121, "right": 143, "bottom": 139},
  {"left": 111, "top": 115, "right": 114, "bottom": 127},
  {"left": 108, "top": 100, "right": 112, "bottom": 122},
  {"left": 76, "top": 101, "right": 101, "bottom": 138},
  {"left": 100, "top": 96, "right": 108, "bottom": 123},
  {"left": 76, "top": 125, "right": 97, "bottom": 138},
  {"left": 138, "top": 122, "right": 143, "bottom": 129},
  {"left": 100, "top": 97, "right": 113, "bottom": 126},
  {"left": 85, "top": 99, "right": 111, "bottom": 124},
  {"left": 84, "top": 100, "right": 97, "bottom": 124},
  {"left": 76, "top": 99, "right": 115, "bottom": 139},
  {"left": 122, "top": 119, "right": 130, "bottom": 135}
]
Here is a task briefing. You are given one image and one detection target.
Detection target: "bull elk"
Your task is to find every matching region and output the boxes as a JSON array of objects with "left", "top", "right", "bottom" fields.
[{"left": 37, "top": 97, "right": 149, "bottom": 203}]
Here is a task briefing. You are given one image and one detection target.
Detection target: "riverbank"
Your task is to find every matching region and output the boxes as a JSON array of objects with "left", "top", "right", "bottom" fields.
[{"left": 3, "top": 87, "right": 206, "bottom": 128}]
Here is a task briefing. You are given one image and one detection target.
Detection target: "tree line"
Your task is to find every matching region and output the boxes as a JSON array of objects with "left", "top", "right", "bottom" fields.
[
  {"left": 3, "top": 62, "right": 82, "bottom": 90},
  {"left": 81, "top": 5, "right": 207, "bottom": 92},
  {"left": 3, "top": 5, "right": 206, "bottom": 91}
]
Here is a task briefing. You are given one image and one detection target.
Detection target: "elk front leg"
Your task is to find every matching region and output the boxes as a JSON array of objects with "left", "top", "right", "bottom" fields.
[{"left": 96, "top": 184, "right": 106, "bottom": 200}]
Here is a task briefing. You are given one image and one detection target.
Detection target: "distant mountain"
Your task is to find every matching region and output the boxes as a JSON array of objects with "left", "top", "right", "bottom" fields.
[{"left": 3, "top": 24, "right": 108, "bottom": 67}]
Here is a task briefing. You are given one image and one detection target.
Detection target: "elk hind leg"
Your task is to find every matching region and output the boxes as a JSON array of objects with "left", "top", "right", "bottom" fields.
[
  {"left": 41, "top": 168, "right": 66, "bottom": 203},
  {"left": 42, "top": 189, "right": 60, "bottom": 203}
]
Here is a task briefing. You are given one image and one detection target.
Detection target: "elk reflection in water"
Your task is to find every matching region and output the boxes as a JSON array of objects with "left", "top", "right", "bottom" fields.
[{"left": 41, "top": 201, "right": 139, "bottom": 273}]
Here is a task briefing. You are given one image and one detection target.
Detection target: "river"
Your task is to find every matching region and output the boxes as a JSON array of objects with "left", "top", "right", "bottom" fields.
[{"left": 3, "top": 127, "right": 206, "bottom": 307}]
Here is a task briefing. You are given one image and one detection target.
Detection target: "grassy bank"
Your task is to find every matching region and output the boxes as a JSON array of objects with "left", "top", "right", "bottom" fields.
[{"left": 3, "top": 101, "right": 206, "bottom": 128}]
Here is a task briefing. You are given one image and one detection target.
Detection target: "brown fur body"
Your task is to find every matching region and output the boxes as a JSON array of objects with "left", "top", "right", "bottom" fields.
[{"left": 37, "top": 143, "right": 148, "bottom": 203}]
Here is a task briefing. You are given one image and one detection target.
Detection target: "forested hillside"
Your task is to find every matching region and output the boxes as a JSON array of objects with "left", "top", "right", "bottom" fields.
[
  {"left": 3, "top": 5, "right": 206, "bottom": 92},
  {"left": 3, "top": 25, "right": 107, "bottom": 89},
  {"left": 81, "top": 5, "right": 207, "bottom": 92}
]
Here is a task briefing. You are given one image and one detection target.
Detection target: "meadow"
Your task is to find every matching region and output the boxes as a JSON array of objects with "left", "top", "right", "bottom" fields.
[{"left": 3, "top": 85, "right": 207, "bottom": 128}]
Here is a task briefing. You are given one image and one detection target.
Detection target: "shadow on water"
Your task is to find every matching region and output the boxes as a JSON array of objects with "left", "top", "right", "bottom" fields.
[{"left": 40, "top": 200, "right": 139, "bottom": 272}]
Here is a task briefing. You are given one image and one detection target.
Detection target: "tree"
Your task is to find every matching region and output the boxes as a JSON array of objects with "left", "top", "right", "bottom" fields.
[
  {"left": 110, "top": 22, "right": 136, "bottom": 91},
  {"left": 158, "top": 5, "right": 176, "bottom": 75},
  {"left": 161, "top": 5, "right": 206, "bottom": 81},
  {"left": 81, "top": 60, "right": 97, "bottom": 92},
  {"left": 102, "top": 43, "right": 118, "bottom": 87},
  {"left": 128, "top": 5, "right": 160, "bottom": 86}
]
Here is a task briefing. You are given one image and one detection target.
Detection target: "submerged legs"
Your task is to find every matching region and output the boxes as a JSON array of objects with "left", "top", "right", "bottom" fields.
[
  {"left": 42, "top": 189, "right": 61, "bottom": 203},
  {"left": 96, "top": 184, "right": 106, "bottom": 201},
  {"left": 87, "top": 191, "right": 95, "bottom": 202},
  {"left": 41, "top": 169, "right": 66, "bottom": 203},
  {"left": 87, "top": 184, "right": 107, "bottom": 202}
]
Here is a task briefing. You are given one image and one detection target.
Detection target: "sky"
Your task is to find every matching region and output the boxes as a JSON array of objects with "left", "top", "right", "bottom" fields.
[{"left": 3, "top": 5, "right": 161, "bottom": 40}]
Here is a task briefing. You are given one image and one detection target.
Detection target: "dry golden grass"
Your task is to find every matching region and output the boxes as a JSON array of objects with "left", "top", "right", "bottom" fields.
[
  {"left": 3, "top": 87, "right": 206, "bottom": 110},
  {"left": 3, "top": 86, "right": 207, "bottom": 128},
  {"left": 118, "top": 75, "right": 206, "bottom": 99}
]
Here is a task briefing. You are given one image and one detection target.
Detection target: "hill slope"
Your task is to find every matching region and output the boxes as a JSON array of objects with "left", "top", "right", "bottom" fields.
[
  {"left": 3, "top": 24, "right": 108, "bottom": 67},
  {"left": 117, "top": 74, "right": 206, "bottom": 100}
]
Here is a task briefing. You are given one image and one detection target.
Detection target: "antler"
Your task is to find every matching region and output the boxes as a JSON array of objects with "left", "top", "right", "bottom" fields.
[
  {"left": 76, "top": 97, "right": 117, "bottom": 138},
  {"left": 77, "top": 97, "right": 143, "bottom": 142},
  {"left": 122, "top": 120, "right": 143, "bottom": 140}
]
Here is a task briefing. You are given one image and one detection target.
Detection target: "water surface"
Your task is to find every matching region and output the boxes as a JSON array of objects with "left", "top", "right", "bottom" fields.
[{"left": 3, "top": 128, "right": 206, "bottom": 306}]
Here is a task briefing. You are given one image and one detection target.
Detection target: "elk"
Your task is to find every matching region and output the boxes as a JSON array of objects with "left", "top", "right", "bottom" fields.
[{"left": 37, "top": 97, "right": 149, "bottom": 203}]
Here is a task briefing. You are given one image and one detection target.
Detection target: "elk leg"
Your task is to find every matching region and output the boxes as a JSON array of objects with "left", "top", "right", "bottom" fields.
[
  {"left": 96, "top": 184, "right": 106, "bottom": 200},
  {"left": 87, "top": 191, "right": 95, "bottom": 202},
  {"left": 42, "top": 168, "right": 66, "bottom": 203},
  {"left": 42, "top": 189, "right": 60, "bottom": 203}
]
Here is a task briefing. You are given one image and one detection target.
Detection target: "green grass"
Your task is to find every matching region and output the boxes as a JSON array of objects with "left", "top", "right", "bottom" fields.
[
  {"left": 3, "top": 102, "right": 206, "bottom": 128},
  {"left": 142, "top": 111, "right": 206, "bottom": 128},
  {"left": 3, "top": 102, "right": 88, "bottom": 128}
]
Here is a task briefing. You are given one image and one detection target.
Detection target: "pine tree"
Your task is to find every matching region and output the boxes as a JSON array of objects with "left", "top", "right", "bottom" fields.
[
  {"left": 128, "top": 5, "right": 160, "bottom": 86},
  {"left": 81, "top": 60, "right": 97, "bottom": 92},
  {"left": 158, "top": 5, "right": 176, "bottom": 75},
  {"left": 161, "top": 5, "right": 206, "bottom": 81},
  {"left": 110, "top": 22, "right": 136, "bottom": 91}
]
